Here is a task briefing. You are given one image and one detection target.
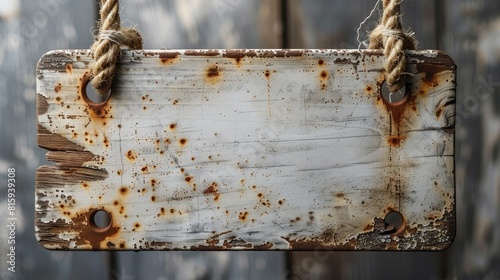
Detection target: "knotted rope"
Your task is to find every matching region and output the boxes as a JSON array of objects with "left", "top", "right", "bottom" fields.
[
  {"left": 368, "top": 0, "right": 416, "bottom": 93},
  {"left": 91, "top": 0, "right": 143, "bottom": 96}
]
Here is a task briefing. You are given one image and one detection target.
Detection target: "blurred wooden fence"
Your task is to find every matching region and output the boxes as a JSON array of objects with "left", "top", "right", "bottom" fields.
[{"left": 0, "top": 0, "right": 499, "bottom": 279}]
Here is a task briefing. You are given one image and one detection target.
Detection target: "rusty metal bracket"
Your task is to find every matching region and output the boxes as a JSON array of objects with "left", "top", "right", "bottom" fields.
[{"left": 36, "top": 49, "right": 456, "bottom": 250}]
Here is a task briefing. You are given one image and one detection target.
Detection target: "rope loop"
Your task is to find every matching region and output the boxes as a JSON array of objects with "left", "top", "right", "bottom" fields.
[
  {"left": 368, "top": 0, "right": 416, "bottom": 93},
  {"left": 91, "top": 0, "right": 143, "bottom": 96}
]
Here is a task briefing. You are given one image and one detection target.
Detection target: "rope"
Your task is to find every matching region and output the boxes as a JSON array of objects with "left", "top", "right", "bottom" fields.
[
  {"left": 91, "top": 0, "right": 143, "bottom": 96},
  {"left": 368, "top": 0, "right": 416, "bottom": 93}
]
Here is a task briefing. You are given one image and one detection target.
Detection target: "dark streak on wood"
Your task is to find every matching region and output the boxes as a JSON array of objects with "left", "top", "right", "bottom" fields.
[
  {"left": 46, "top": 151, "right": 95, "bottom": 167},
  {"left": 37, "top": 166, "right": 108, "bottom": 186},
  {"left": 35, "top": 192, "right": 49, "bottom": 219},
  {"left": 38, "top": 125, "right": 85, "bottom": 152},
  {"left": 36, "top": 218, "right": 73, "bottom": 248}
]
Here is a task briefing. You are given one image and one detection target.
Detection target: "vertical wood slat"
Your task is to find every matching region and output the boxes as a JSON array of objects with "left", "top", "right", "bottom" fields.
[{"left": 443, "top": 0, "right": 500, "bottom": 278}]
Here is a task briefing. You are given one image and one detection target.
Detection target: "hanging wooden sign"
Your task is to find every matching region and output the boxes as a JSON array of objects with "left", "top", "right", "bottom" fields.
[{"left": 36, "top": 49, "right": 455, "bottom": 250}]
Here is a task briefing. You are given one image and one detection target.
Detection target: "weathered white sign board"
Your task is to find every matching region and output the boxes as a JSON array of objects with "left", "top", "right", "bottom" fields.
[{"left": 36, "top": 49, "right": 455, "bottom": 250}]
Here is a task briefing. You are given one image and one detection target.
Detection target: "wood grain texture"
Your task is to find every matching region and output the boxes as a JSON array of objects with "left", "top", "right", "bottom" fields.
[{"left": 36, "top": 49, "right": 455, "bottom": 251}]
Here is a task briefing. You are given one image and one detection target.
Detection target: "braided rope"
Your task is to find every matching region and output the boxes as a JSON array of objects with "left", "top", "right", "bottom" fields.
[
  {"left": 91, "top": 0, "right": 142, "bottom": 96},
  {"left": 369, "top": 0, "right": 416, "bottom": 93}
]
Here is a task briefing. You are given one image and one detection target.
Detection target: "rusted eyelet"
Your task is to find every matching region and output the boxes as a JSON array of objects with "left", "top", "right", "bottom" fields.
[
  {"left": 81, "top": 72, "right": 111, "bottom": 111},
  {"left": 381, "top": 81, "right": 408, "bottom": 105},
  {"left": 89, "top": 209, "right": 112, "bottom": 232}
]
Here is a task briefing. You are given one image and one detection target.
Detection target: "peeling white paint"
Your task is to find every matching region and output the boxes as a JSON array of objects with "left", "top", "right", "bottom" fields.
[{"left": 36, "top": 49, "right": 456, "bottom": 250}]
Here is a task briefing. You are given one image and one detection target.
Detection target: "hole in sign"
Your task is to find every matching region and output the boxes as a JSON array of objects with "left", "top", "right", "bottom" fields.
[
  {"left": 383, "top": 211, "right": 405, "bottom": 233},
  {"left": 381, "top": 81, "right": 407, "bottom": 105},
  {"left": 81, "top": 73, "right": 111, "bottom": 106},
  {"left": 89, "top": 209, "right": 112, "bottom": 231}
]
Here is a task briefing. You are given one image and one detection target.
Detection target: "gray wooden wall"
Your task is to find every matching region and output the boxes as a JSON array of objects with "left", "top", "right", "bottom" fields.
[{"left": 0, "top": 0, "right": 498, "bottom": 279}]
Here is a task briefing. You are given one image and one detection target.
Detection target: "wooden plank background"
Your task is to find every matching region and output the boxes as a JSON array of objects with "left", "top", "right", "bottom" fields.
[{"left": 0, "top": 0, "right": 499, "bottom": 279}]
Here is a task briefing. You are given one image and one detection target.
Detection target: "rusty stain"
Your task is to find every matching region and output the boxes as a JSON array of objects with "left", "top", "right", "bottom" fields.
[
  {"left": 36, "top": 208, "right": 121, "bottom": 250},
  {"left": 159, "top": 52, "right": 180, "bottom": 64},
  {"left": 223, "top": 49, "right": 257, "bottom": 59},
  {"left": 54, "top": 83, "right": 62, "bottom": 93},
  {"left": 365, "top": 85, "right": 374, "bottom": 95},
  {"left": 435, "top": 107, "right": 443, "bottom": 118},
  {"left": 223, "top": 50, "right": 257, "bottom": 66},
  {"left": 414, "top": 54, "right": 455, "bottom": 86},
  {"left": 185, "top": 50, "right": 219, "bottom": 56},
  {"left": 388, "top": 135, "right": 407, "bottom": 147},
  {"left": 239, "top": 211, "right": 249, "bottom": 221},
  {"left": 203, "top": 182, "right": 218, "bottom": 194},
  {"left": 309, "top": 211, "right": 315, "bottom": 221},
  {"left": 364, "top": 224, "right": 374, "bottom": 231},
  {"left": 126, "top": 150, "right": 137, "bottom": 162},
  {"left": 119, "top": 187, "right": 128, "bottom": 195},
  {"left": 205, "top": 65, "right": 222, "bottom": 84},
  {"left": 66, "top": 64, "right": 73, "bottom": 74},
  {"left": 320, "top": 70, "right": 330, "bottom": 90},
  {"left": 320, "top": 71, "right": 329, "bottom": 79},
  {"left": 103, "top": 136, "right": 109, "bottom": 147},
  {"left": 379, "top": 84, "right": 413, "bottom": 127},
  {"left": 203, "top": 182, "right": 220, "bottom": 201},
  {"left": 78, "top": 209, "right": 119, "bottom": 249},
  {"left": 178, "top": 138, "right": 188, "bottom": 147},
  {"left": 264, "top": 70, "right": 271, "bottom": 78}
]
